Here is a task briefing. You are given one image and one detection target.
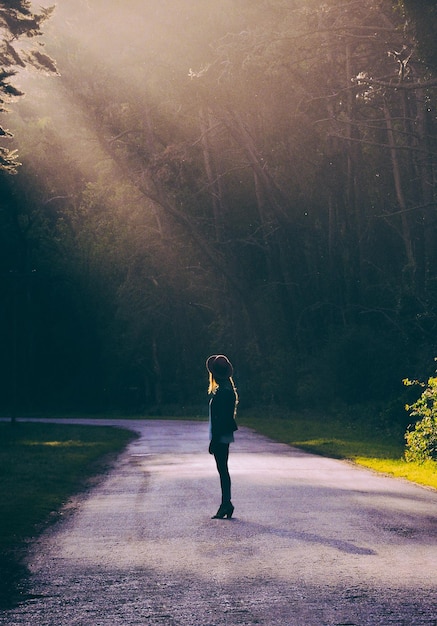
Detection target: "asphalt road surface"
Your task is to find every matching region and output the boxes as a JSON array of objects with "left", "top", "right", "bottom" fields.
[{"left": 1, "top": 418, "right": 437, "bottom": 626}]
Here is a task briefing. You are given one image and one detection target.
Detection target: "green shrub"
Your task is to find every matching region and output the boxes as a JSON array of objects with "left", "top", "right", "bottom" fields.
[{"left": 404, "top": 372, "right": 437, "bottom": 463}]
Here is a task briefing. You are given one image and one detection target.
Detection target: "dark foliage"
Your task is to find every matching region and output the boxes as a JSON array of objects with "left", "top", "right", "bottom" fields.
[{"left": 1, "top": 0, "right": 437, "bottom": 415}]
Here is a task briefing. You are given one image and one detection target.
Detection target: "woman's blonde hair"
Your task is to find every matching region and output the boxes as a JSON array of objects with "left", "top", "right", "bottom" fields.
[
  {"left": 208, "top": 371, "right": 219, "bottom": 395},
  {"left": 208, "top": 372, "right": 239, "bottom": 417}
]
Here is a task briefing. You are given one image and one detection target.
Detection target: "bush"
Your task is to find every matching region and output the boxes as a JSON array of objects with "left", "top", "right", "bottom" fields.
[{"left": 404, "top": 373, "right": 437, "bottom": 463}]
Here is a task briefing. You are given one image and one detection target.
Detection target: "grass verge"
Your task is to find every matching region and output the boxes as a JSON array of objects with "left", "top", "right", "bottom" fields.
[
  {"left": 0, "top": 421, "right": 136, "bottom": 607},
  {"left": 239, "top": 410, "right": 437, "bottom": 490}
]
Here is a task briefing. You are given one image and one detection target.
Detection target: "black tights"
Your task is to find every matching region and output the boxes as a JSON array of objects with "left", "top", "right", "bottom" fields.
[{"left": 213, "top": 443, "right": 231, "bottom": 504}]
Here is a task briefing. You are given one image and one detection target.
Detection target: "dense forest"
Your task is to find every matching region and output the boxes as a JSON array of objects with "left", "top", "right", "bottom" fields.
[{"left": 1, "top": 0, "right": 437, "bottom": 416}]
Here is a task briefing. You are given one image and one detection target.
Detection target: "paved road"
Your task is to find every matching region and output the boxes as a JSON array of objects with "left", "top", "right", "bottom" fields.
[{"left": 1, "top": 419, "right": 437, "bottom": 625}]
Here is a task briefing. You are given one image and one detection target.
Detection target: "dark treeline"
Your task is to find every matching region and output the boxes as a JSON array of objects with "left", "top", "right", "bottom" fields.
[{"left": 1, "top": 0, "right": 437, "bottom": 416}]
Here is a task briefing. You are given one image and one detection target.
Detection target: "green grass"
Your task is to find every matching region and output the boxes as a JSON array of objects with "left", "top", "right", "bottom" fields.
[
  {"left": 239, "top": 410, "right": 437, "bottom": 490},
  {"left": 0, "top": 422, "right": 136, "bottom": 553},
  {"left": 0, "top": 421, "right": 137, "bottom": 608}
]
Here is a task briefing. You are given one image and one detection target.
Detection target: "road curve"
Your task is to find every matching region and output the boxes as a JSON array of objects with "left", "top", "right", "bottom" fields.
[{"left": 1, "top": 418, "right": 436, "bottom": 625}]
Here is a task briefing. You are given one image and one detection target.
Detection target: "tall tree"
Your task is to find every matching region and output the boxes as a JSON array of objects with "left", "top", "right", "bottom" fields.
[{"left": 0, "top": 0, "right": 55, "bottom": 172}]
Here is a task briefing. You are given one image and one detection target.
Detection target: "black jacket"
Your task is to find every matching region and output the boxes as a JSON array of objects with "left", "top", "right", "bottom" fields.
[{"left": 210, "top": 382, "right": 238, "bottom": 440}]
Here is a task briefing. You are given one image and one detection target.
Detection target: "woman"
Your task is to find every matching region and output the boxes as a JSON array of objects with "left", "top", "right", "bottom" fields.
[{"left": 206, "top": 354, "right": 238, "bottom": 519}]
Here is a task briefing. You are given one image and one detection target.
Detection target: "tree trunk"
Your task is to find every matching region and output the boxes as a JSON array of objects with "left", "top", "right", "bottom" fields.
[
  {"left": 415, "top": 87, "right": 436, "bottom": 294},
  {"left": 383, "top": 100, "right": 416, "bottom": 288},
  {"left": 198, "top": 107, "right": 225, "bottom": 241}
]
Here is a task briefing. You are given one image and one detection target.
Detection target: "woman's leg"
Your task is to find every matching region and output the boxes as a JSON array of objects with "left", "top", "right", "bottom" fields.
[{"left": 213, "top": 443, "right": 231, "bottom": 504}]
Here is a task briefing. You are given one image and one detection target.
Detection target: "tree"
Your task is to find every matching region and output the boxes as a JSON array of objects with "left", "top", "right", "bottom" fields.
[
  {"left": 0, "top": 0, "right": 55, "bottom": 172},
  {"left": 401, "top": 0, "right": 437, "bottom": 73}
]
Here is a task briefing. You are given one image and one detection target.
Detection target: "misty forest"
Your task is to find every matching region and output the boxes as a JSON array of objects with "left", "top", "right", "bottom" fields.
[{"left": 1, "top": 0, "right": 437, "bottom": 419}]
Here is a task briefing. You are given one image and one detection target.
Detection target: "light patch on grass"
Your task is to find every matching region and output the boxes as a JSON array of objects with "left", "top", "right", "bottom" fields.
[
  {"left": 24, "top": 440, "right": 95, "bottom": 447},
  {"left": 355, "top": 457, "right": 437, "bottom": 490}
]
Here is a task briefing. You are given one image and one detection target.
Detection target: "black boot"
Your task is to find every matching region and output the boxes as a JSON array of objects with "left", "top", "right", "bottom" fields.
[{"left": 212, "top": 501, "right": 234, "bottom": 519}]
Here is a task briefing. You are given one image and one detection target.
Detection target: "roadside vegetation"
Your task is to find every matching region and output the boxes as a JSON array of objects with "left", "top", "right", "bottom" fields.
[
  {"left": 240, "top": 404, "right": 437, "bottom": 491},
  {"left": 0, "top": 421, "right": 136, "bottom": 552},
  {"left": 0, "top": 421, "right": 136, "bottom": 607}
]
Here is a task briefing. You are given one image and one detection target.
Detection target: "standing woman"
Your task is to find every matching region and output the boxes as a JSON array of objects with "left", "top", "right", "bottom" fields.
[{"left": 206, "top": 354, "right": 238, "bottom": 519}]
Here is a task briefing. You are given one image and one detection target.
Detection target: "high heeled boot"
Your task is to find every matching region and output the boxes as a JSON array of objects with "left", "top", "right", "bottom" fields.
[{"left": 212, "top": 501, "right": 234, "bottom": 519}]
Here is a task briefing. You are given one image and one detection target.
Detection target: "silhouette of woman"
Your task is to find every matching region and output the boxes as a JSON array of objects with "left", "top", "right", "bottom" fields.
[{"left": 206, "top": 354, "right": 238, "bottom": 519}]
